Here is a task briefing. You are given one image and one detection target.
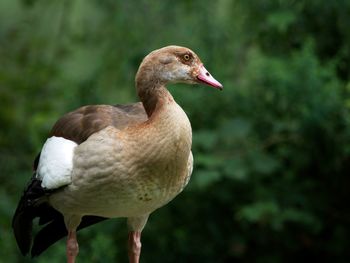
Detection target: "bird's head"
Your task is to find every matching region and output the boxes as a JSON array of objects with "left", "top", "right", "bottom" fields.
[{"left": 136, "top": 45, "right": 223, "bottom": 90}]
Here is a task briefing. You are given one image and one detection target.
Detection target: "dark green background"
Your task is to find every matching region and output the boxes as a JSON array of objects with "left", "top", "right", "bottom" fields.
[{"left": 1, "top": 0, "right": 350, "bottom": 262}]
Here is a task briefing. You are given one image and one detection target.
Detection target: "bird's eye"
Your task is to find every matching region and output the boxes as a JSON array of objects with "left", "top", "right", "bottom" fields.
[{"left": 183, "top": 54, "right": 190, "bottom": 61}]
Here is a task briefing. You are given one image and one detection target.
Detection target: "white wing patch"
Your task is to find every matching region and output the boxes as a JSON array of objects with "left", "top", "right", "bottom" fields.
[{"left": 36, "top": 136, "right": 77, "bottom": 189}]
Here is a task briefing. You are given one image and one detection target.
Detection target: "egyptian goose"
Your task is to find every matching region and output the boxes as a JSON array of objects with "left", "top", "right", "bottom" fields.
[{"left": 12, "top": 45, "right": 223, "bottom": 263}]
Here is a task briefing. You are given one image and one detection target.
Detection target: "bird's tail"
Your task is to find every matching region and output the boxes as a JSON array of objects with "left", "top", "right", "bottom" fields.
[
  {"left": 12, "top": 178, "right": 108, "bottom": 257},
  {"left": 12, "top": 178, "right": 51, "bottom": 256}
]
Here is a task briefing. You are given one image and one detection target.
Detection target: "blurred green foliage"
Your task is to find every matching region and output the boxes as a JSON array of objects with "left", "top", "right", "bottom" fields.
[{"left": 1, "top": 0, "right": 350, "bottom": 262}]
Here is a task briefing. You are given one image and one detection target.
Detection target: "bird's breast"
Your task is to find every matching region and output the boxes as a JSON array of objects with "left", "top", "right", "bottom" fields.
[{"left": 50, "top": 103, "right": 192, "bottom": 218}]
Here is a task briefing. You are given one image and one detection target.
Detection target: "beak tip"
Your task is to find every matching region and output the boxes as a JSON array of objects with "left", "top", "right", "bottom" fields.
[
  {"left": 197, "top": 65, "right": 223, "bottom": 91},
  {"left": 216, "top": 85, "right": 223, "bottom": 91}
]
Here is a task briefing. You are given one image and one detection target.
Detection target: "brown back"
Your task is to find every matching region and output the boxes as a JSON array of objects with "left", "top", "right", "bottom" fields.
[{"left": 49, "top": 102, "right": 147, "bottom": 144}]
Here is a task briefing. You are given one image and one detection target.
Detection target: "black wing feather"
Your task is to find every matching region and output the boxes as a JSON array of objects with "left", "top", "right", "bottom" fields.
[
  {"left": 31, "top": 215, "right": 107, "bottom": 257},
  {"left": 12, "top": 177, "right": 107, "bottom": 257},
  {"left": 12, "top": 178, "right": 52, "bottom": 255}
]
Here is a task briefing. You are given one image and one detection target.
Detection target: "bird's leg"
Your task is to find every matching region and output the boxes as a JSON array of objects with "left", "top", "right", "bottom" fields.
[
  {"left": 64, "top": 215, "right": 81, "bottom": 263},
  {"left": 128, "top": 231, "right": 142, "bottom": 263},
  {"left": 127, "top": 215, "right": 148, "bottom": 263},
  {"left": 67, "top": 230, "right": 79, "bottom": 263}
]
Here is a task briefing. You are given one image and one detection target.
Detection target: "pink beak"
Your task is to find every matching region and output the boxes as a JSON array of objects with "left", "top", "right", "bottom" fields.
[{"left": 197, "top": 65, "right": 223, "bottom": 90}]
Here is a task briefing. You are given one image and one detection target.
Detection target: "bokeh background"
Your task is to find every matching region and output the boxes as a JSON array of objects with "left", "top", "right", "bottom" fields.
[{"left": 1, "top": 0, "right": 350, "bottom": 262}]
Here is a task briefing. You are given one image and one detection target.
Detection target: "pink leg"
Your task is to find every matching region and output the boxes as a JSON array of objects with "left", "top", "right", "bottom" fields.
[
  {"left": 128, "top": 231, "right": 142, "bottom": 263},
  {"left": 66, "top": 230, "right": 79, "bottom": 263}
]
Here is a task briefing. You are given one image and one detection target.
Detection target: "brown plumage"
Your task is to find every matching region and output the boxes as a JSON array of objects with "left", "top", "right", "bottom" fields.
[
  {"left": 50, "top": 103, "right": 147, "bottom": 144},
  {"left": 12, "top": 45, "right": 223, "bottom": 263}
]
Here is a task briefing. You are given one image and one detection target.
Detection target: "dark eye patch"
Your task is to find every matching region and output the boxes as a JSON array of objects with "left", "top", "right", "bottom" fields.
[{"left": 179, "top": 52, "right": 193, "bottom": 65}]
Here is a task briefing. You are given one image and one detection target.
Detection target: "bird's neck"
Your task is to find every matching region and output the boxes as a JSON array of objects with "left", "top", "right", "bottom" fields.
[{"left": 135, "top": 65, "right": 173, "bottom": 117}]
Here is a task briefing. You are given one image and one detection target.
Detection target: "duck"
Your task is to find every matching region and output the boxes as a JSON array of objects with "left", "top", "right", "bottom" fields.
[{"left": 12, "top": 45, "right": 223, "bottom": 263}]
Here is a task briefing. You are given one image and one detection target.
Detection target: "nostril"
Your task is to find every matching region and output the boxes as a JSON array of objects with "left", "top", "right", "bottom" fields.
[{"left": 205, "top": 72, "right": 210, "bottom": 77}]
